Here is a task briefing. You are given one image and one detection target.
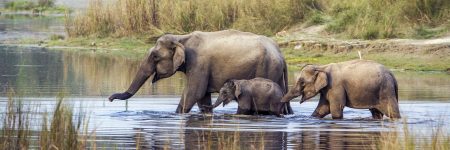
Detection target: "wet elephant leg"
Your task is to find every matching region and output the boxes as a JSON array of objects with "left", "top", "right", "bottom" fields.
[
  {"left": 369, "top": 108, "right": 384, "bottom": 119},
  {"left": 328, "top": 89, "right": 346, "bottom": 119},
  {"left": 236, "top": 95, "right": 252, "bottom": 115},
  {"left": 176, "top": 72, "right": 208, "bottom": 114},
  {"left": 285, "top": 103, "right": 294, "bottom": 115},
  {"left": 276, "top": 76, "right": 294, "bottom": 114},
  {"left": 311, "top": 98, "right": 330, "bottom": 118},
  {"left": 378, "top": 83, "right": 401, "bottom": 119},
  {"left": 377, "top": 100, "right": 401, "bottom": 119},
  {"left": 197, "top": 93, "right": 212, "bottom": 113}
]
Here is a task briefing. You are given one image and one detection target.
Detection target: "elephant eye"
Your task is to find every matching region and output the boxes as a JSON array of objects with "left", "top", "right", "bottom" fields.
[
  {"left": 152, "top": 53, "right": 160, "bottom": 61},
  {"left": 297, "top": 79, "right": 304, "bottom": 85}
]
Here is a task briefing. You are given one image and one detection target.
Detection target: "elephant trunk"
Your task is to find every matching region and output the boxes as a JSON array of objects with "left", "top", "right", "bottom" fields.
[
  {"left": 125, "top": 63, "right": 155, "bottom": 95},
  {"left": 280, "top": 89, "right": 301, "bottom": 103},
  {"left": 109, "top": 55, "right": 155, "bottom": 102},
  {"left": 126, "top": 54, "right": 156, "bottom": 95},
  {"left": 212, "top": 98, "right": 224, "bottom": 108}
]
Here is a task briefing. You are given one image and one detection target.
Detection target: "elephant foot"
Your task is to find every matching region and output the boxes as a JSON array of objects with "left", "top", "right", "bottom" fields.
[
  {"left": 311, "top": 113, "right": 328, "bottom": 118},
  {"left": 370, "top": 108, "right": 384, "bottom": 119},
  {"left": 176, "top": 105, "right": 193, "bottom": 114},
  {"left": 199, "top": 106, "right": 213, "bottom": 114}
]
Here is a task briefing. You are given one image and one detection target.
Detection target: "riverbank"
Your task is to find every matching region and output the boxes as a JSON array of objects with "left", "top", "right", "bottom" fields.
[{"left": 4, "top": 31, "right": 448, "bottom": 72}]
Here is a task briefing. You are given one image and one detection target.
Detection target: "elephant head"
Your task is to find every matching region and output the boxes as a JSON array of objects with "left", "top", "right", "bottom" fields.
[
  {"left": 109, "top": 35, "right": 186, "bottom": 101},
  {"left": 281, "top": 65, "right": 328, "bottom": 103},
  {"left": 209, "top": 80, "right": 241, "bottom": 108}
]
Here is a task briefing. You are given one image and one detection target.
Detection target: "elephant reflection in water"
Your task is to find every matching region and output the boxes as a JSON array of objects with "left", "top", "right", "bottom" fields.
[
  {"left": 182, "top": 115, "right": 288, "bottom": 149},
  {"left": 129, "top": 115, "right": 288, "bottom": 149},
  {"left": 289, "top": 123, "right": 381, "bottom": 150}
]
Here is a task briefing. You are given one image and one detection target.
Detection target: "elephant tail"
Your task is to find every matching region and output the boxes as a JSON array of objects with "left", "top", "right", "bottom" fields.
[
  {"left": 282, "top": 62, "right": 288, "bottom": 94},
  {"left": 394, "top": 74, "right": 398, "bottom": 102}
]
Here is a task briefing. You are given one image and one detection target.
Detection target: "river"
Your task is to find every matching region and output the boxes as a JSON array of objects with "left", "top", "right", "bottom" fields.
[{"left": 0, "top": 13, "right": 449, "bottom": 149}]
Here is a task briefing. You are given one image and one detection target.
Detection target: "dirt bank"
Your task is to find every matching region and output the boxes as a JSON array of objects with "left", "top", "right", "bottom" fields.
[{"left": 276, "top": 25, "right": 450, "bottom": 71}]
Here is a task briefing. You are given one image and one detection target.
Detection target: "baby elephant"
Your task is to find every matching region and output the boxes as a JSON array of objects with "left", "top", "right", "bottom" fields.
[
  {"left": 207, "top": 78, "right": 288, "bottom": 117},
  {"left": 281, "top": 60, "right": 401, "bottom": 119}
]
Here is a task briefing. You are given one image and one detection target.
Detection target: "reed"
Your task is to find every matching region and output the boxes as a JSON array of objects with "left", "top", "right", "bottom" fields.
[
  {"left": 375, "top": 118, "right": 450, "bottom": 150},
  {"left": 0, "top": 88, "right": 32, "bottom": 149},
  {"left": 65, "top": 0, "right": 319, "bottom": 37},
  {"left": 66, "top": 0, "right": 450, "bottom": 39},
  {"left": 0, "top": 89, "right": 92, "bottom": 149}
]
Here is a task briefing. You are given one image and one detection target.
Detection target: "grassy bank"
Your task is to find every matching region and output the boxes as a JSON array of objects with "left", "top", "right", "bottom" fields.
[
  {"left": 41, "top": 36, "right": 449, "bottom": 71},
  {"left": 65, "top": 0, "right": 450, "bottom": 39},
  {"left": 50, "top": 0, "right": 449, "bottom": 71},
  {"left": 282, "top": 46, "right": 450, "bottom": 71},
  {"left": 1, "top": 0, "right": 71, "bottom": 14}
]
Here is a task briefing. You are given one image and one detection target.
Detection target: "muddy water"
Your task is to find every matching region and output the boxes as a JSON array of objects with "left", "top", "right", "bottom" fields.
[{"left": 1, "top": 14, "right": 450, "bottom": 149}]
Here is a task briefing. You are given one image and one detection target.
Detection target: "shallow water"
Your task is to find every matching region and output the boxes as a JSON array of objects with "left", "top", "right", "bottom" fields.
[
  {"left": 0, "top": 14, "right": 65, "bottom": 43},
  {"left": 1, "top": 44, "right": 449, "bottom": 149},
  {"left": 1, "top": 13, "right": 450, "bottom": 149}
]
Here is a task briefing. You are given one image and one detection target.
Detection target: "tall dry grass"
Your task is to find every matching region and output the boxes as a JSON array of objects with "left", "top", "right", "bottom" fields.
[
  {"left": 326, "top": 0, "right": 450, "bottom": 39},
  {"left": 0, "top": 89, "right": 92, "bottom": 149},
  {"left": 66, "top": 0, "right": 450, "bottom": 39},
  {"left": 375, "top": 119, "right": 450, "bottom": 150},
  {"left": 65, "top": 0, "right": 320, "bottom": 37},
  {"left": 0, "top": 89, "right": 32, "bottom": 149}
]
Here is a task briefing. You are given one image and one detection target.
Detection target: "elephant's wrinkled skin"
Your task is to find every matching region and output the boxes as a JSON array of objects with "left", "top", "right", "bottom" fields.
[
  {"left": 281, "top": 60, "right": 401, "bottom": 119},
  {"left": 109, "top": 30, "right": 293, "bottom": 114},
  {"left": 207, "top": 78, "right": 288, "bottom": 117}
]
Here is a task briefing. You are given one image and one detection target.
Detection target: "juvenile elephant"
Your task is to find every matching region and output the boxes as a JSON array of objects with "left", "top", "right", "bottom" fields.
[
  {"left": 281, "top": 60, "right": 401, "bottom": 119},
  {"left": 208, "top": 78, "right": 287, "bottom": 116},
  {"left": 109, "top": 30, "right": 293, "bottom": 114}
]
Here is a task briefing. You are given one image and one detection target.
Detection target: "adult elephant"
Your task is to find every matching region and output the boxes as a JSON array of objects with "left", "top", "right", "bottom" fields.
[
  {"left": 109, "top": 30, "right": 293, "bottom": 114},
  {"left": 281, "top": 60, "right": 401, "bottom": 119}
]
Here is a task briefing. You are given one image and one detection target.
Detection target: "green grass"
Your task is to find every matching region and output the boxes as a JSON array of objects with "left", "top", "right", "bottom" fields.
[
  {"left": 47, "top": 36, "right": 150, "bottom": 58},
  {"left": 323, "top": 0, "right": 450, "bottom": 39},
  {"left": 282, "top": 47, "right": 449, "bottom": 71}
]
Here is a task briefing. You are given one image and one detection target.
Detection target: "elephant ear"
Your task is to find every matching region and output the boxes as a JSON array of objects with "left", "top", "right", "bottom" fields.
[
  {"left": 172, "top": 41, "right": 185, "bottom": 72},
  {"left": 233, "top": 81, "right": 242, "bottom": 99},
  {"left": 314, "top": 72, "right": 328, "bottom": 92}
]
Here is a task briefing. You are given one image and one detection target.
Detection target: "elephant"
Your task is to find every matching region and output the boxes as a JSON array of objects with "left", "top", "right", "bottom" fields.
[
  {"left": 281, "top": 60, "right": 401, "bottom": 119},
  {"left": 109, "top": 30, "right": 293, "bottom": 114},
  {"left": 206, "top": 78, "right": 288, "bottom": 116}
]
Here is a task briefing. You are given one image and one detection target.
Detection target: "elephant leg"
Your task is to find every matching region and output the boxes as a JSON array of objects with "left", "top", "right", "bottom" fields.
[
  {"left": 328, "top": 89, "right": 346, "bottom": 119},
  {"left": 176, "top": 72, "right": 208, "bottom": 114},
  {"left": 311, "top": 97, "right": 330, "bottom": 118},
  {"left": 377, "top": 100, "right": 401, "bottom": 119},
  {"left": 369, "top": 108, "right": 383, "bottom": 119},
  {"left": 197, "top": 93, "right": 212, "bottom": 113},
  {"left": 237, "top": 108, "right": 252, "bottom": 115},
  {"left": 236, "top": 96, "right": 252, "bottom": 115},
  {"left": 276, "top": 76, "right": 294, "bottom": 115},
  {"left": 285, "top": 103, "right": 294, "bottom": 114},
  {"left": 378, "top": 81, "right": 401, "bottom": 119}
]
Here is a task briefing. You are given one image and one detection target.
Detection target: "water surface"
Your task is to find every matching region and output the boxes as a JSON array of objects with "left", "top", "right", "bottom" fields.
[
  {"left": 0, "top": 45, "right": 449, "bottom": 149},
  {"left": 0, "top": 12, "right": 449, "bottom": 149}
]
